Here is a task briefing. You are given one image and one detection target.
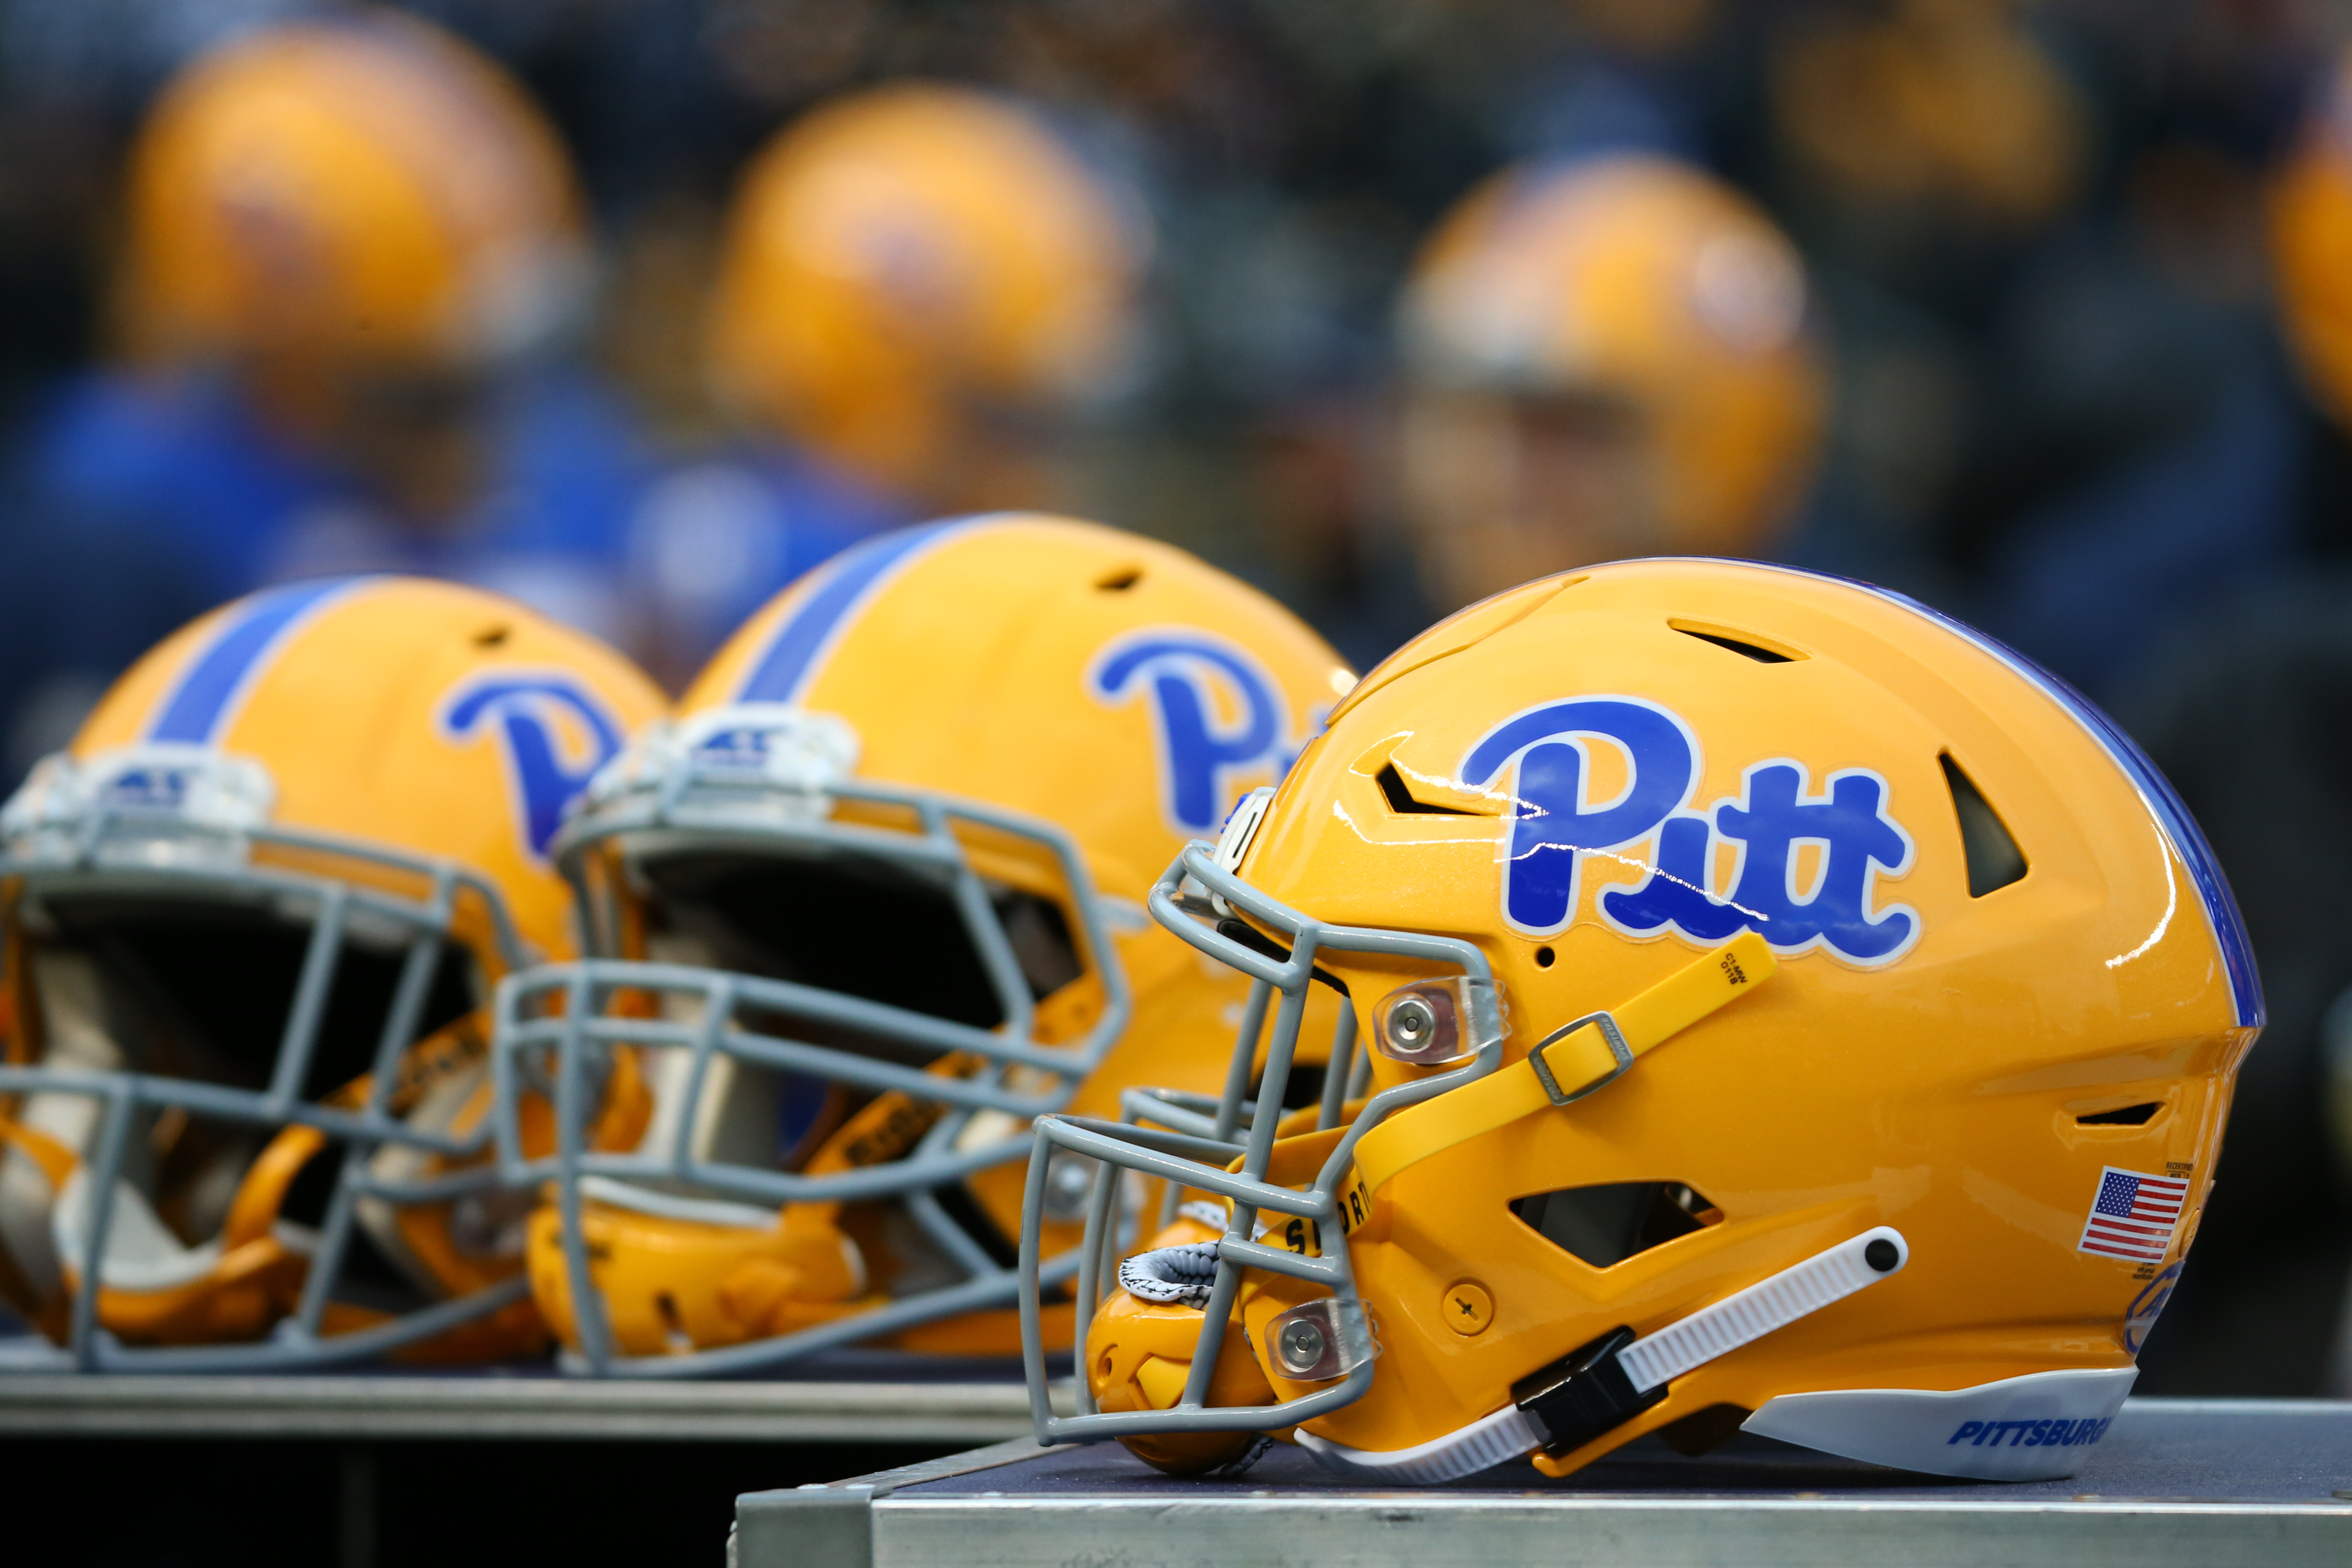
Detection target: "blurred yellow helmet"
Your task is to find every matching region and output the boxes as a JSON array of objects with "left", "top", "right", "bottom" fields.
[
  {"left": 1398, "top": 155, "right": 1825, "bottom": 607},
  {"left": 2273, "top": 50, "right": 2352, "bottom": 430},
  {"left": 1768, "top": 0, "right": 2086, "bottom": 231},
  {"left": 119, "top": 12, "right": 586, "bottom": 373},
  {"left": 0, "top": 578, "right": 667, "bottom": 1368},
  {"left": 492, "top": 516, "right": 1353, "bottom": 1374},
  {"left": 706, "top": 85, "right": 1143, "bottom": 502}
]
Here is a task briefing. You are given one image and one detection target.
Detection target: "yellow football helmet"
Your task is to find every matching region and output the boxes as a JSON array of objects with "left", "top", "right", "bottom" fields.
[
  {"left": 705, "top": 85, "right": 1142, "bottom": 510},
  {"left": 0, "top": 578, "right": 666, "bottom": 1369},
  {"left": 2273, "top": 48, "right": 2352, "bottom": 431},
  {"left": 1767, "top": 0, "right": 2086, "bottom": 231},
  {"left": 1398, "top": 156, "right": 1825, "bottom": 613},
  {"left": 1025, "top": 558, "right": 2257, "bottom": 1482},
  {"left": 489, "top": 515, "right": 1353, "bottom": 1375},
  {"left": 119, "top": 11, "right": 585, "bottom": 374}
]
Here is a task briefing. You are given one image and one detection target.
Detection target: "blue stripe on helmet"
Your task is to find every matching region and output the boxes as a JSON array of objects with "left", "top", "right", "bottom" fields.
[
  {"left": 735, "top": 520, "right": 977, "bottom": 704},
  {"left": 148, "top": 577, "right": 367, "bottom": 745},
  {"left": 1734, "top": 560, "right": 2264, "bottom": 1029}
]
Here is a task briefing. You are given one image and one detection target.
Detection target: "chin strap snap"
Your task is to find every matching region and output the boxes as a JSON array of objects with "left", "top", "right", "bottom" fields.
[
  {"left": 1295, "top": 1226, "right": 1908, "bottom": 1484},
  {"left": 1511, "top": 1324, "right": 1664, "bottom": 1457},
  {"left": 1351, "top": 931, "right": 1777, "bottom": 1196}
]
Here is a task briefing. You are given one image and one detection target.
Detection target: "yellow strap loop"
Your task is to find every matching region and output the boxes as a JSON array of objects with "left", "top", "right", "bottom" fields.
[{"left": 1351, "top": 931, "right": 1776, "bottom": 1196}]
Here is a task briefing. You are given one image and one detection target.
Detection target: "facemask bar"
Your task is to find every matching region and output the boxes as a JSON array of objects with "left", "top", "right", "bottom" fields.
[
  {"left": 1019, "top": 839, "right": 1506, "bottom": 1446},
  {"left": 1118, "top": 988, "right": 1362, "bottom": 1240},
  {"left": 0, "top": 750, "right": 532, "bottom": 1371},
  {"left": 487, "top": 727, "right": 1135, "bottom": 1377}
]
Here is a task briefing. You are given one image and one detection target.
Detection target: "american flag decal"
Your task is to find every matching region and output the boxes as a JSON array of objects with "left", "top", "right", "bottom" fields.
[{"left": 2077, "top": 1166, "right": 2190, "bottom": 1264}]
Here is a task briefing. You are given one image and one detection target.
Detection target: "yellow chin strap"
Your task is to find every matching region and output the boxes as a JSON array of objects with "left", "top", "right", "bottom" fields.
[{"left": 1351, "top": 930, "right": 1776, "bottom": 1196}]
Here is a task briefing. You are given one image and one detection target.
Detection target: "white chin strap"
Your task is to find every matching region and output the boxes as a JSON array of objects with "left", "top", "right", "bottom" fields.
[{"left": 1297, "top": 1226, "right": 1909, "bottom": 1485}]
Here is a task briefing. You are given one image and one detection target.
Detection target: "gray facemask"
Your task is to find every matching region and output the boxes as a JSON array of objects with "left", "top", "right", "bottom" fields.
[
  {"left": 486, "top": 705, "right": 1137, "bottom": 1376},
  {"left": 0, "top": 743, "right": 533, "bottom": 1371}
]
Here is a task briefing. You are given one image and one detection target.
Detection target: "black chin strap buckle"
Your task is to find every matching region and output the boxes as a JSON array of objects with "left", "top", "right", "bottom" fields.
[{"left": 1511, "top": 1325, "right": 1667, "bottom": 1457}]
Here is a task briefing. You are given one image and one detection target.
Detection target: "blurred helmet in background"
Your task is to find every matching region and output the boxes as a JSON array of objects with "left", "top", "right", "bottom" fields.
[
  {"left": 1767, "top": 0, "right": 2087, "bottom": 237},
  {"left": 2272, "top": 51, "right": 2352, "bottom": 430},
  {"left": 1397, "top": 154, "right": 1826, "bottom": 614},
  {"left": 119, "top": 11, "right": 588, "bottom": 377},
  {"left": 706, "top": 85, "right": 1144, "bottom": 514},
  {"left": 0, "top": 579, "right": 666, "bottom": 1368},
  {"left": 495, "top": 516, "right": 1353, "bottom": 1374}
]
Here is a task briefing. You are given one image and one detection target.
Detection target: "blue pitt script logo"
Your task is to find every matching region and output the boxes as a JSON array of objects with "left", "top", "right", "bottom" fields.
[
  {"left": 1089, "top": 631, "right": 1299, "bottom": 835},
  {"left": 1461, "top": 695, "right": 1919, "bottom": 964},
  {"left": 441, "top": 675, "right": 627, "bottom": 858}
]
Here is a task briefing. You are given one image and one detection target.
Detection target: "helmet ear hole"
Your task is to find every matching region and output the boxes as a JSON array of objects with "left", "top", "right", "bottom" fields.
[
  {"left": 2075, "top": 1100, "right": 2162, "bottom": 1127},
  {"left": 1510, "top": 1181, "right": 1722, "bottom": 1269}
]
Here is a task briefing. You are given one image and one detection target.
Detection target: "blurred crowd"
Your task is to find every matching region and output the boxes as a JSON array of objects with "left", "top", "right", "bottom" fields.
[{"left": 5, "top": 0, "right": 2352, "bottom": 1394}]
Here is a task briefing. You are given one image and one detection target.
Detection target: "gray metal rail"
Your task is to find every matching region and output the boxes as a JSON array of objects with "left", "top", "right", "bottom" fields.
[
  {"left": 0, "top": 1373, "right": 1064, "bottom": 1443},
  {"left": 738, "top": 1399, "right": 2352, "bottom": 1568}
]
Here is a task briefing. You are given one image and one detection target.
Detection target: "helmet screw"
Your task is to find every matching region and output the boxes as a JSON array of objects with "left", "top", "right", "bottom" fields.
[
  {"left": 1864, "top": 1238, "right": 1899, "bottom": 1273},
  {"left": 1277, "top": 1317, "right": 1328, "bottom": 1374},
  {"left": 1443, "top": 1280, "right": 1494, "bottom": 1336},
  {"left": 1387, "top": 996, "right": 1437, "bottom": 1051}
]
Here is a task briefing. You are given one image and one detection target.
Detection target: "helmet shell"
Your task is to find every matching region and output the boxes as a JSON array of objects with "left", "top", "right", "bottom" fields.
[
  {"left": 1231, "top": 559, "right": 2254, "bottom": 1460},
  {"left": 121, "top": 15, "right": 583, "bottom": 371}
]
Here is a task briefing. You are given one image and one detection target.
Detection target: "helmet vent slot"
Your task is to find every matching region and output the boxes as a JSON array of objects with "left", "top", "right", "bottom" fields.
[
  {"left": 1939, "top": 752, "right": 2028, "bottom": 896},
  {"left": 1213, "top": 916, "right": 1350, "bottom": 995},
  {"left": 2076, "top": 1101, "right": 2162, "bottom": 1127},
  {"left": 1377, "top": 763, "right": 1477, "bottom": 816},
  {"left": 1510, "top": 1180, "right": 1722, "bottom": 1269},
  {"left": 1667, "top": 620, "right": 1802, "bottom": 663},
  {"left": 1095, "top": 567, "right": 1144, "bottom": 592}
]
